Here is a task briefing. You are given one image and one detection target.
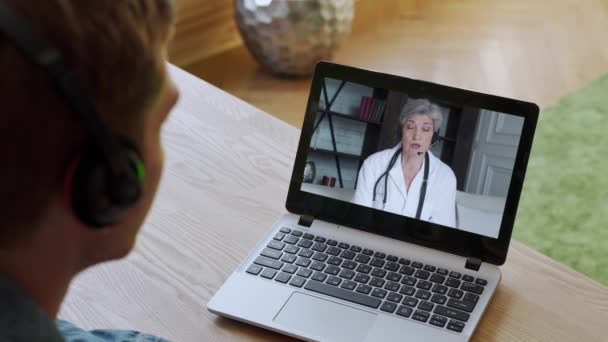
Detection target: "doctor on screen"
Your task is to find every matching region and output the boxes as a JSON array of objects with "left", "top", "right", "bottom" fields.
[{"left": 352, "top": 99, "right": 457, "bottom": 228}]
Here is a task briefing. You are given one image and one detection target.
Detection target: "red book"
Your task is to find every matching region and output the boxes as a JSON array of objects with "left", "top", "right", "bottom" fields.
[{"left": 358, "top": 97, "right": 367, "bottom": 119}]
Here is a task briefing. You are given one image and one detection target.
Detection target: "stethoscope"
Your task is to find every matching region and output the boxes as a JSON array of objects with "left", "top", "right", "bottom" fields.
[{"left": 372, "top": 147, "right": 430, "bottom": 220}]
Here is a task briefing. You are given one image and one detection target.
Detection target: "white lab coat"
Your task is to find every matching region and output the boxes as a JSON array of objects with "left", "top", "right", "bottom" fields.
[{"left": 352, "top": 144, "right": 457, "bottom": 228}]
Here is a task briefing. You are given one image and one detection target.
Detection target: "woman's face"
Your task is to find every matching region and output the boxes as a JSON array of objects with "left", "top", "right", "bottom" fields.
[{"left": 402, "top": 113, "right": 434, "bottom": 156}]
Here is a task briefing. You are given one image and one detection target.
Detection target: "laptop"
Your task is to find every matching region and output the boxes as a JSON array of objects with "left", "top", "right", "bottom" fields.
[{"left": 208, "top": 62, "right": 539, "bottom": 341}]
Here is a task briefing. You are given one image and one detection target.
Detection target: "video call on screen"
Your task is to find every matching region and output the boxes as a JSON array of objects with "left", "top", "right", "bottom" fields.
[{"left": 300, "top": 78, "right": 524, "bottom": 239}]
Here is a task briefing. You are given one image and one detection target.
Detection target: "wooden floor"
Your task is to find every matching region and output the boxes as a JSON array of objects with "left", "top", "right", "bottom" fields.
[{"left": 179, "top": 0, "right": 608, "bottom": 128}]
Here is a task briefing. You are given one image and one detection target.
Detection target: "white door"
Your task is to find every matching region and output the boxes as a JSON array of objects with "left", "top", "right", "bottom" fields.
[{"left": 464, "top": 110, "right": 524, "bottom": 197}]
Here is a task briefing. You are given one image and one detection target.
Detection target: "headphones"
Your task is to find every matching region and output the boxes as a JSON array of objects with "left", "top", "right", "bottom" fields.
[{"left": 0, "top": 1, "right": 145, "bottom": 228}]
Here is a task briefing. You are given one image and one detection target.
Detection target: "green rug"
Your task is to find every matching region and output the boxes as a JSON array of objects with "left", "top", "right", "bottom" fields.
[{"left": 513, "top": 73, "right": 608, "bottom": 286}]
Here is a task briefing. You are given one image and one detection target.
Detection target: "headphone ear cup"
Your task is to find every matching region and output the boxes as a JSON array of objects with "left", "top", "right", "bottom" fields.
[{"left": 71, "top": 142, "right": 143, "bottom": 228}]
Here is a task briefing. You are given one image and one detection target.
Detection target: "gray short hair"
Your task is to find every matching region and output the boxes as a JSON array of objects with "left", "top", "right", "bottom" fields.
[{"left": 399, "top": 98, "right": 443, "bottom": 133}]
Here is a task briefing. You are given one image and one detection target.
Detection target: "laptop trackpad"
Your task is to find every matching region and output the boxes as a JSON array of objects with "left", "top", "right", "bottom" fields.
[{"left": 274, "top": 292, "right": 376, "bottom": 342}]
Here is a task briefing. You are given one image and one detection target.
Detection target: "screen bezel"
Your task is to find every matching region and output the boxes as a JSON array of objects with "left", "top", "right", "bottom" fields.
[{"left": 286, "top": 61, "right": 539, "bottom": 266}]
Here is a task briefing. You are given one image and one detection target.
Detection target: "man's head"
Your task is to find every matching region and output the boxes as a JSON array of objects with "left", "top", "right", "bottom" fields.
[{"left": 0, "top": 0, "right": 177, "bottom": 268}]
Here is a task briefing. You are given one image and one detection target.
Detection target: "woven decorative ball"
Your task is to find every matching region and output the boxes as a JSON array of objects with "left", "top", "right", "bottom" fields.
[{"left": 235, "top": 0, "right": 354, "bottom": 77}]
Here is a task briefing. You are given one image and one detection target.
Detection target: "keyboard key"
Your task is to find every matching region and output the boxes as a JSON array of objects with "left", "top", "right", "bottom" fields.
[
  {"left": 326, "top": 246, "right": 341, "bottom": 256},
  {"left": 314, "top": 236, "right": 326, "bottom": 243},
  {"left": 462, "top": 275, "right": 474, "bottom": 282},
  {"left": 387, "top": 255, "right": 399, "bottom": 262},
  {"left": 448, "top": 288, "right": 464, "bottom": 299},
  {"left": 399, "top": 266, "right": 415, "bottom": 276},
  {"left": 280, "top": 254, "right": 297, "bottom": 264},
  {"left": 350, "top": 245, "right": 362, "bottom": 253},
  {"left": 414, "top": 270, "right": 430, "bottom": 280},
  {"left": 386, "top": 292, "right": 403, "bottom": 303},
  {"left": 275, "top": 272, "right": 291, "bottom": 283},
  {"left": 354, "top": 273, "right": 370, "bottom": 283},
  {"left": 432, "top": 284, "right": 448, "bottom": 295},
  {"left": 312, "top": 252, "right": 328, "bottom": 262},
  {"left": 284, "top": 245, "right": 299, "bottom": 254},
  {"left": 386, "top": 272, "right": 402, "bottom": 282},
  {"left": 430, "top": 274, "right": 445, "bottom": 284},
  {"left": 431, "top": 294, "right": 447, "bottom": 305},
  {"left": 447, "top": 298, "right": 476, "bottom": 313},
  {"left": 371, "top": 268, "right": 387, "bottom": 278},
  {"left": 434, "top": 305, "right": 470, "bottom": 322},
  {"left": 384, "top": 281, "right": 400, "bottom": 292},
  {"left": 273, "top": 233, "right": 285, "bottom": 241},
  {"left": 461, "top": 282, "right": 484, "bottom": 295},
  {"left": 246, "top": 264, "right": 262, "bottom": 275},
  {"left": 290, "top": 229, "right": 303, "bottom": 237},
  {"left": 324, "top": 265, "right": 340, "bottom": 275},
  {"left": 261, "top": 248, "right": 282, "bottom": 260},
  {"left": 362, "top": 248, "right": 374, "bottom": 256},
  {"left": 423, "top": 265, "right": 436, "bottom": 272},
  {"left": 355, "top": 254, "right": 371, "bottom": 264},
  {"left": 356, "top": 264, "right": 372, "bottom": 274},
  {"left": 338, "top": 242, "right": 350, "bottom": 249},
  {"left": 305, "top": 280, "right": 383, "bottom": 308},
  {"left": 464, "top": 292, "right": 479, "bottom": 304},
  {"left": 282, "top": 264, "right": 298, "bottom": 274},
  {"left": 297, "top": 239, "right": 313, "bottom": 249},
  {"left": 402, "top": 296, "right": 418, "bottom": 307},
  {"left": 370, "top": 258, "right": 385, "bottom": 268},
  {"left": 296, "top": 268, "right": 312, "bottom": 278},
  {"left": 384, "top": 262, "right": 399, "bottom": 272},
  {"left": 311, "top": 243, "right": 328, "bottom": 252},
  {"left": 380, "top": 301, "right": 397, "bottom": 313},
  {"left": 260, "top": 268, "right": 277, "bottom": 279},
  {"left": 283, "top": 235, "right": 299, "bottom": 245},
  {"left": 417, "top": 280, "right": 432, "bottom": 290},
  {"left": 341, "top": 250, "right": 356, "bottom": 260},
  {"left": 254, "top": 256, "right": 284, "bottom": 270},
  {"left": 303, "top": 233, "right": 315, "bottom": 240},
  {"left": 447, "top": 320, "right": 465, "bottom": 332},
  {"left": 312, "top": 271, "right": 327, "bottom": 282},
  {"left": 289, "top": 276, "right": 306, "bottom": 288},
  {"left": 355, "top": 284, "right": 372, "bottom": 294},
  {"left": 280, "top": 227, "right": 291, "bottom": 234},
  {"left": 396, "top": 305, "right": 413, "bottom": 318},
  {"left": 412, "top": 310, "right": 430, "bottom": 322},
  {"left": 310, "top": 261, "right": 326, "bottom": 271},
  {"left": 370, "top": 277, "right": 385, "bottom": 288},
  {"left": 374, "top": 252, "right": 386, "bottom": 259},
  {"left": 338, "top": 269, "right": 355, "bottom": 279},
  {"left": 437, "top": 268, "right": 449, "bottom": 276},
  {"left": 475, "top": 278, "right": 488, "bottom": 286},
  {"left": 429, "top": 315, "right": 447, "bottom": 328},
  {"left": 446, "top": 278, "right": 461, "bottom": 288},
  {"left": 398, "top": 258, "right": 411, "bottom": 265},
  {"left": 415, "top": 290, "right": 431, "bottom": 300},
  {"left": 342, "top": 260, "right": 357, "bottom": 270},
  {"left": 298, "top": 249, "right": 313, "bottom": 258},
  {"left": 295, "top": 257, "right": 311, "bottom": 268},
  {"left": 267, "top": 240, "right": 285, "bottom": 251},
  {"left": 327, "top": 256, "right": 343, "bottom": 266},
  {"left": 326, "top": 239, "right": 338, "bottom": 246},
  {"left": 401, "top": 276, "right": 417, "bottom": 287},
  {"left": 419, "top": 301, "right": 434, "bottom": 312},
  {"left": 399, "top": 286, "right": 415, "bottom": 297},
  {"left": 411, "top": 261, "right": 423, "bottom": 268},
  {"left": 326, "top": 276, "right": 342, "bottom": 286},
  {"left": 449, "top": 271, "right": 461, "bottom": 279},
  {"left": 371, "top": 288, "right": 387, "bottom": 299},
  {"left": 340, "top": 280, "right": 357, "bottom": 290}
]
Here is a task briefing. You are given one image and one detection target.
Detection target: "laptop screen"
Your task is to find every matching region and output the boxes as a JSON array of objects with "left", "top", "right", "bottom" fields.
[{"left": 299, "top": 77, "right": 524, "bottom": 239}]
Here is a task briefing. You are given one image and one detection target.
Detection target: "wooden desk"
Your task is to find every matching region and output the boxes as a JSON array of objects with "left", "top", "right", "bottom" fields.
[{"left": 58, "top": 66, "right": 608, "bottom": 341}]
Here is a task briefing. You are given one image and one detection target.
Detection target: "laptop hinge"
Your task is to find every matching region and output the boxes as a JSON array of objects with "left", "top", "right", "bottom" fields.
[
  {"left": 298, "top": 215, "right": 315, "bottom": 227},
  {"left": 465, "top": 258, "right": 482, "bottom": 272}
]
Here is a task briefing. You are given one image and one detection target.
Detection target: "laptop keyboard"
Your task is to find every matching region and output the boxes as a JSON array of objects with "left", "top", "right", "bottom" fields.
[{"left": 246, "top": 227, "right": 488, "bottom": 334}]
